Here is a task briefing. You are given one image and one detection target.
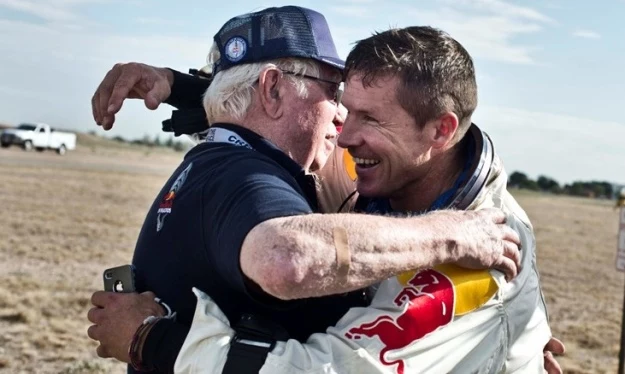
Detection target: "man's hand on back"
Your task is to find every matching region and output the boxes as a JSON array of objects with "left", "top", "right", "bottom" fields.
[
  {"left": 430, "top": 208, "right": 522, "bottom": 281},
  {"left": 92, "top": 62, "right": 174, "bottom": 130}
]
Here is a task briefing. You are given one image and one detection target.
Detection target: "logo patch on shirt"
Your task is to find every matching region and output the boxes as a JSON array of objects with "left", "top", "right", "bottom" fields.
[
  {"left": 345, "top": 265, "right": 498, "bottom": 374},
  {"left": 156, "top": 162, "right": 193, "bottom": 232}
]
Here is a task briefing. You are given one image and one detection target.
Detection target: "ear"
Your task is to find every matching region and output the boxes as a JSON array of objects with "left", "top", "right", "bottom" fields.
[
  {"left": 258, "top": 68, "right": 284, "bottom": 119},
  {"left": 429, "top": 112, "right": 459, "bottom": 149}
]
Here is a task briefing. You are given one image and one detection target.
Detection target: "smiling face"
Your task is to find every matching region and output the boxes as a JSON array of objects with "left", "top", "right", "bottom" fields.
[
  {"left": 338, "top": 73, "right": 436, "bottom": 199},
  {"left": 338, "top": 26, "right": 479, "bottom": 200}
]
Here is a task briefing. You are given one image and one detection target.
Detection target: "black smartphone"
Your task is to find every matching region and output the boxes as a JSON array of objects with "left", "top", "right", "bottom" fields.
[{"left": 103, "top": 264, "right": 136, "bottom": 293}]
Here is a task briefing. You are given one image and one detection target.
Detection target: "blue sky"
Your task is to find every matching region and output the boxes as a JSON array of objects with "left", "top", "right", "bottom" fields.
[{"left": 0, "top": 0, "right": 623, "bottom": 184}]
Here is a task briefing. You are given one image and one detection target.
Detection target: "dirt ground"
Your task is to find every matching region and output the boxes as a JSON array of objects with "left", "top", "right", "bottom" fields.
[{"left": 0, "top": 142, "right": 622, "bottom": 373}]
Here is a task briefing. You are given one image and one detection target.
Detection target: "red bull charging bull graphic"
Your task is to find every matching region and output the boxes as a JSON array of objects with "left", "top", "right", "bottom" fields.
[{"left": 345, "top": 269, "right": 456, "bottom": 374}]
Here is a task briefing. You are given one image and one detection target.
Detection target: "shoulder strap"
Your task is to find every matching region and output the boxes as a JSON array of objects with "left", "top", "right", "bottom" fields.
[{"left": 222, "top": 314, "right": 289, "bottom": 374}]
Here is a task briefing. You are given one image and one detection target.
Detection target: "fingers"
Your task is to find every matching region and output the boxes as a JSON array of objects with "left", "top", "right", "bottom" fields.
[
  {"left": 545, "top": 337, "right": 566, "bottom": 355},
  {"left": 91, "top": 291, "right": 116, "bottom": 308},
  {"left": 479, "top": 207, "right": 506, "bottom": 224},
  {"left": 96, "top": 343, "right": 110, "bottom": 358},
  {"left": 495, "top": 256, "right": 518, "bottom": 282},
  {"left": 101, "top": 113, "right": 116, "bottom": 131},
  {"left": 503, "top": 239, "right": 521, "bottom": 270},
  {"left": 92, "top": 62, "right": 171, "bottom": 131},
  {"left": 543, "top": 337, "right": 565, "bottom": 374},
  {"left": 93, "top": 63, "right": 144, "bottom": 130},
  {"left": 543, "top": 351, "right": 562, "bottom": 374},
  {"left": 107, "top": 64, "right": 143, "bottom": 117},
  {"left": 87, "top": 307, "right": 104, "bottom": 323},
  {"left": 139, "top": 291, "right": 160, "bottom": 310},
  {"left": 502, "top": 225, "right": 521, "bottom": 246},
  {"left": 91, "top": 93, "right": 100, "bottom": 127},
  {"left": 140, "top": 291, "right": 157, "bottom": 300},
  {"left": 482, "top": 210, "right": 521, "bottom": 280},
  {"left": 496, "top": 240, "right": 520, "bottom": 282},
  {"left": 87, "top": 324, "right": 99, "bottom": 341},
  {"left": 92, "top": 68, "right": 113, "bottom": 126},
  {"left": 87, "top": 322, "right": 112, "bottom": 359},
  {"left": 499, "top": 225, "right": 521, "bottom": 281},
  {"left": 144, "top": 79, "right": 171, "bottom": 110},
  {"left": 94, "top": 64, "right": 124, "bottom": 130},
  {"left": 139, "top": 291, "right": 168, "bottom": 317}
]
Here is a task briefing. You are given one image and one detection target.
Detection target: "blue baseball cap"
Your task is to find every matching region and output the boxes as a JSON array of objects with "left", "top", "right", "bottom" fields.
[{"left": 212, "top": 6, "right": 344, "bottom": 74}]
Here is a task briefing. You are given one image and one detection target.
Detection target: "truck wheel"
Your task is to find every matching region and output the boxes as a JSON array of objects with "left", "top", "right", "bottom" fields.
[
  {"left": 23, "top": 140, "right": 33, "bottom": 151},
  {"left": 0, "top": 142, "right": 9, "bottom": 148},
  {"left": 57, "top": 144, "right": 67, "bottom": 155}
]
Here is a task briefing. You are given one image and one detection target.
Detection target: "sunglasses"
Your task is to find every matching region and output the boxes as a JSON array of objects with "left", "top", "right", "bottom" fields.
[{"left": 281, "top": 70, "right": 343, "bottom": 105}]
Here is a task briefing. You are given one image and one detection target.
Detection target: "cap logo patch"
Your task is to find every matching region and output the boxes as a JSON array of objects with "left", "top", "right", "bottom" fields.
[{"left": 224, "top": 36, "right": 247, "bottom": 62}]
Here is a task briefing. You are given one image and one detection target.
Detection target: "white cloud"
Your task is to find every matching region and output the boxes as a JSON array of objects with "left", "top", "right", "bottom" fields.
[
  {"left": 0, "top": 18, "right": 210, "bottom": 140},
  {"left": 542, "top": 2, "right": 563, "bottom": 10},
  {"left": 326, "top": 0, "right": 554, "bottom": 65},
  {"left": 135, "top": 17, "right": 185, "bottom": 26},
  {"left": 423, "top": 0, "right": 554, "bottom": 64},
  {"left": 573, "top": 29, "right": 601, "bottom": 39},
  {"left": 404, "top": 7, "right": 543, "bottom": 64},
  {"left": 448, "top": 0, "right": 556, "bottom": 24},
  {"left": 474, "top": 106, "right": 625, "bottom": 184},
  {"left": 0, "top": 0, "right": 78, "bottom": 22},
  {"left": 329, "top": 5, "right": 373, "bottom": 19},
  {"left": 0, "top": 0, "right": 111, "bottom": 21}
]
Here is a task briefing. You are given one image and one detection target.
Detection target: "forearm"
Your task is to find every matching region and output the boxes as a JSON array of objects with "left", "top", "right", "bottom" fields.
[
  {"left": 163, "top": 69, "right": 210, "bottom": 109},
  {"left": 242, "top": 212, "right": 454, "bottom": 300}
]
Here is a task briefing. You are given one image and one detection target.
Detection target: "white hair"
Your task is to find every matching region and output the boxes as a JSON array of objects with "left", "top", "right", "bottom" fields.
[{"left": 202, "top": 42, "right": 321, "bottom": 123}]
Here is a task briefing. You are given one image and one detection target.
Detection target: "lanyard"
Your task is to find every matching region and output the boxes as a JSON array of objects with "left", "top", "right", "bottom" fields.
[
  {"left": 204, "top": 127, "right": 253, "bottom": 150},
  {"left": 203, "top": 125, "right": 319, "bottom": 211}
]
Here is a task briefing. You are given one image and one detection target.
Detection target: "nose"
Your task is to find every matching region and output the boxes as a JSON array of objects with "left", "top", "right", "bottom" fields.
[
  {"left": 333, "top": 104, "right": 347, "bottom": 134},
  {"left": 337, "top": 112, "right": 360, "bottom": 149}
]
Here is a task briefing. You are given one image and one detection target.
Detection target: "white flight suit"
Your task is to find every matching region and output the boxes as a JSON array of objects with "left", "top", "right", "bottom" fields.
[{"left": 175, "top": 151, "right": 552, "bottom": 374}]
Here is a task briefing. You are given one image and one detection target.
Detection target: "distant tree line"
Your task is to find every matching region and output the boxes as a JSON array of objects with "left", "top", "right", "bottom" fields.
[
  {"left": 508, "top": 171, "right": 619, "bottom": 199},
  {"left": 111, "top": 134, "right": 189, "bottom": 152}
]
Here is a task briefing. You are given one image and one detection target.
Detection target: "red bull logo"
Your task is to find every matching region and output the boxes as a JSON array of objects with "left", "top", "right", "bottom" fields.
[{"left": 345, "top": 269, "right": 455, "bottom": 374}]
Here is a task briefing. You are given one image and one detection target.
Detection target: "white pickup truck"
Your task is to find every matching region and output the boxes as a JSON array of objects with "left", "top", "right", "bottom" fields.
[{"left": 0, "top": 123, "right": 77, "bottom": 155}]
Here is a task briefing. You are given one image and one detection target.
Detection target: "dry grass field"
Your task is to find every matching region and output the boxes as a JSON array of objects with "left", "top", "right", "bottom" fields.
[{"left": 0, "top": 137, "right": 621, "bottom": 373}]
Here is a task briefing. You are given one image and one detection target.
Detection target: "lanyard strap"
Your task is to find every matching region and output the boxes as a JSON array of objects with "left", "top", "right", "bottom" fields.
[
  {"left": 204, "top": 127, "right": 253, "bottom": 150},
  {"left": 204, "top": 126, "right": 319, "bottom": 212}
]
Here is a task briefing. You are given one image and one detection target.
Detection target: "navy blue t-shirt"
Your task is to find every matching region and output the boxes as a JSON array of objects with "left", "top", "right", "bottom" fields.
[{"left": 132, "top": 124, "right": 368, "bottom": 350}]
